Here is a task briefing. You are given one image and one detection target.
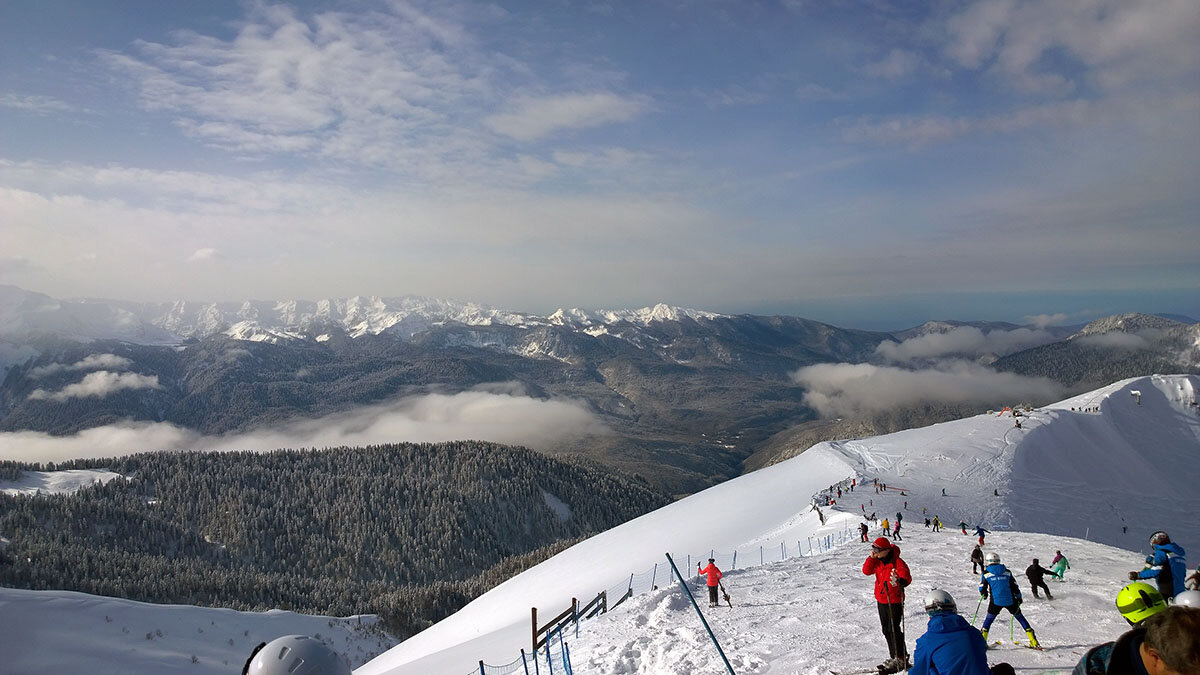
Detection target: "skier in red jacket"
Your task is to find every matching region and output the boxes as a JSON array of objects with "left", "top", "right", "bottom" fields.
[
  {"left": 864, "top": 537, "right": 913, "bottom": 673},
  {"left": 698, "top": 558, "right": 723, "bottom": 607}
]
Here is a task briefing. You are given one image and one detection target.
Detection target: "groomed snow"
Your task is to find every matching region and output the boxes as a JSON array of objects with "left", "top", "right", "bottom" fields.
[
  {"left": 0, "top": 468, "right": 124, "bottom": 496},
  {"left": 359, "top": 374, "right": 1199, "bottom": 675}
]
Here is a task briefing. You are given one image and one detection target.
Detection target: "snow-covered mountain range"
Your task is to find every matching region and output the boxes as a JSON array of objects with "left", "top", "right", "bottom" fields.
[{"left": 0, "top": 285, "right": 726, "bottom": 346}]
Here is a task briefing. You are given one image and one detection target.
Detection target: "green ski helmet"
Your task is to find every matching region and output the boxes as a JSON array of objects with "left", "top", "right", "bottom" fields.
[{"left": 1115, "top": 582, "right": 1166, "bottom": 626}]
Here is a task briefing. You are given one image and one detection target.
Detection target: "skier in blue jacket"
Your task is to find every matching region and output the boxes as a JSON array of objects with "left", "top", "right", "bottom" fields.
[
  {"left": 1129, "top": 531, "right": 1188, "bottom": 601},
  {"left": 974, "top": 525, "right": 991, "bottom": 546},
  {"left": 979, "top": 552, "right": 1040, "bottom": 648},
  {"left": 911, "top": 589, "right": 1015, "bottom": 675}
]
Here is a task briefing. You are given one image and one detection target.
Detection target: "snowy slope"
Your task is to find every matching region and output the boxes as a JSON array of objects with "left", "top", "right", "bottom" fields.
[
  {"left": 0, "top": 468, "right": 123, "bottom": 496},
  {"left": 359, "top": 374, "right": 1199, "bottom": 675},
  {"left": 0, "top": 588, "right": 395, "bottom": 675},
  {"left": 568, "top": 530, "right": 1139, "bottom": 675}
]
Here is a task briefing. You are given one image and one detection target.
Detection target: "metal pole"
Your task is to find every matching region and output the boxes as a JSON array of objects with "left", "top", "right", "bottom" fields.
[
  {"left": 665, "top": 553, "right": 736, "bottom": 675},
  {"left": 521, "top": 649, "right": 531, "bottom": 675}
]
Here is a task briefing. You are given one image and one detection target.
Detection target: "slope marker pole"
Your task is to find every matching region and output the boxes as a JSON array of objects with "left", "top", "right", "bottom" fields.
[{"left": 665, "top": 553, "right": 735, "bottom": 675}]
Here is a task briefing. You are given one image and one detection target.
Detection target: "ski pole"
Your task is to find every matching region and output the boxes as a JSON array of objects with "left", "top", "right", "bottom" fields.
[{"left": 971, "top": 596, "right": 983, "bottom": 626}]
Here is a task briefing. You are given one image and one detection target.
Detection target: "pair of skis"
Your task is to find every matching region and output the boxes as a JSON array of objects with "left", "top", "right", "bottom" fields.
[{"left": 994, "top": 640, "right": 1044, "bottom": 651}]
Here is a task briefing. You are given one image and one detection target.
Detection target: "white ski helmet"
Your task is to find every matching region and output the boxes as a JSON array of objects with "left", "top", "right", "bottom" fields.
[
  {"left": 924, "top": 589, "right": 957, "bottom": 615},
  {"left": 244, "top": 635, "right": 351, "bottom": 675},
  {"left": 1175, "top": 589, "right": 1200, "bottom": 608},
  {"left": 985, "top": 552, "right": 1000, "bottom": 565}
]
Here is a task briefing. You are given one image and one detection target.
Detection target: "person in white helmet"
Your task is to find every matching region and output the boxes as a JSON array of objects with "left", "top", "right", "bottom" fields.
[
  {"left": 242, "top": 635, "right": 352, "bottom": 675},
  {"left": 910, "top": 589, "right": 1015, "bottom": 675},
  {"left": 1175, "top": 589, "right": 1200, "bottom": 608},
  {"left": 979, "top": 551, "right": 1040, "bottom": 648}
]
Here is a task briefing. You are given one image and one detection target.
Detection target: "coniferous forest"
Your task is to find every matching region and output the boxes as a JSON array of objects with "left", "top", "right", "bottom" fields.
[{"left": 0, "top": 442, "right": 668, "bottom": 639}]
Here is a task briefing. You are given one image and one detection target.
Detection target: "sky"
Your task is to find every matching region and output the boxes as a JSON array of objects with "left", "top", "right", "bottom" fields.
[{"left": 1, "top": 0, "right": 1197, "bottom": 330}]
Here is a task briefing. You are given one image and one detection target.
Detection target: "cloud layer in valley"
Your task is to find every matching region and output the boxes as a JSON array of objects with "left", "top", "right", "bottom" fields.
[
  {"left": 792, "top": 361, "right": 1063, "bottom": 418},
  {"left": 0, "top": 388, "right": 607, "bottom": 464},
  {"left": 876, "top": 326, "right": 1059, "bottom": 363},
  {"left": 28, "top": 371, "right": 162, "bottom": 402}
]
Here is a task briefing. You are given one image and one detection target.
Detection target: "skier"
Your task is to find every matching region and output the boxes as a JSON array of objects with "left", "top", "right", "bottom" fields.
[
  {"left": 893, "top": 519, "right": 903, "bottom": 541},
  {"left": 942, "top": 488, "right": 947, "bottom": 496},
  {"left": 861, "top": 522, "right": 870, "bottom": 543},
  {"left": 1025, "top": 558, "right": 1059, "bottom": 599},
  {"left": 1129, "top": 531, "right": 1188, "bottom": 600},
  {"left": 697, "top": 558, "right": 723, "bottom": 608},
  {"left": 910, "top": 589, "right": 1015, "bottom": 675},
  {"left": 863, "top": 537, "right": 912, "bottom": 673},
  {"left": 881, "top": 517, "right": 891, "bottom": 537},
  {"left": 979, "top": 552, "right": 1040, "bottom": 648},
  {"left": 971, "top": 545, "right": 986, "bottom": 574},
  {"left": 896, "top": 511, "right": 903, "bottom": 524},
  {"left": 1051, "top": 550, "right": 1070, "bottom": 580},
  {"left": 974, "top": 525, "right": 990, "bottom": 545},
  {"left": 932, "top": 516, "right": 942, "bottom": 533},
  {"left": 1115, "top": 582, "right": 1167, "bottom": 627},
  {"left": 242, "top": 635, "right": 352, "bottom": 675},
  {"left": 959, "top": 521, "right": 968, "bottom": 535},
  {"left": 924, "top": 517, "right": 931, "bottom": 529},
  {"left": 1072, "top": 605, "right": 1200, "bottom": 674}
]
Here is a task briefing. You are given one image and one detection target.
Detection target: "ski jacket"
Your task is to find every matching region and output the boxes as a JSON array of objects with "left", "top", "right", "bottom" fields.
[
  {"left": 973, "top": 526, "right": 990, "bottom": 537},
  {"left": 863, "top": 547, "right": 911, "bottom": 604},
  {"left": 1071, "top": 627, "right": 1144, "bottom": 675},
  {"left": 1026, "top": 564, "right": 1056, "bottom": 583},
  {"left": 881, "top": 519, "right": 890, "bottom": 530},
  {"left": 980, "top": 563, "right": 1021, "bottom": 606},
  {"left": 1136, "top": 542, "right": 1187, "bottom": 599},
  {"left": 910, "top": 613, "right": 991, "bottom": 675},
  {"left": 1051, "top": 553, "right": 1063, "bottom": 565},
  {"left": 970, "top": 548, "right": 984, "bottom": 563},
  {"left": 698, "top": 563, "right": 722, "bottom": 587}
]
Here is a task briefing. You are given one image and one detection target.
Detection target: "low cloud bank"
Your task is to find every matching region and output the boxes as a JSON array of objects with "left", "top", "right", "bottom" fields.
[
  {"left": 0, "top": 388, "right": 607, "bottom": 464},
  {"left": 876, "top": 326, "right": 1058, "bottom": 363},
  {"left": 30, "top": 353, "right": 132, "bottom": 378},
  {"left": 1075, "top": 332, "right": 1153, "bottom": 350},
  {"left": 792, "top": 361, "right": 1064, "bottom": 418},
  {"left": 29, "top": 371, "right": 161, "bottom": 401}
]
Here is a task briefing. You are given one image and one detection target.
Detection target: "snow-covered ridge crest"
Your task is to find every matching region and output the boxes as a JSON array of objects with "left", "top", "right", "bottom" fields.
[
  {"left": 548, "top": 303, "right": 726, "bottom": 327},
  {"left": 1075, "top": 312, "right": 1184, "bottom": 336}
]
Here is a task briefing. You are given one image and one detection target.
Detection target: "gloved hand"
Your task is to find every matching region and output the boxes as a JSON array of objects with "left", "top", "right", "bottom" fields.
[{"left": 1128, "top": 571, "right": 1139, "bottom": 581}]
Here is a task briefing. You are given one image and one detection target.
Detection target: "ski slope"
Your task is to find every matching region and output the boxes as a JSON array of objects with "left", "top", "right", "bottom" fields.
[
  {"left": 360, "top": 374, "right": 1200, "bottom": 675},
  {"left": 0, "top": 588, "right": 396, "bottom": 674}
]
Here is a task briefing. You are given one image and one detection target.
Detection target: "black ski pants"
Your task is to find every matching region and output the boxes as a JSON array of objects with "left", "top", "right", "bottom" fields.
[
  {"left": 876, "top": 601, "right": 906, "bottom": 659},
  {"left": 973, "top": 561, "right": 983, "bottom": 574},
  {"left": 708, "top": 585, "right": 719, "bottom": 605},
  {"left": 1030, "top": 580, "right": 1052, "bottom": 599}
]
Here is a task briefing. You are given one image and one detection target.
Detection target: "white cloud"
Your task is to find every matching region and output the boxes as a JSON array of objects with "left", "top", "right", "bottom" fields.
[
  {"left": 838, "top": 99, "right": 1094, "bottom": 145},
  {"left": 485, "top": 92, "right": 649, "bottom": 141},
  {"left": 862, "top": 49, "right": 921, "bottom": 79},
  {"left": 1075, "top": 332, "right": 1151, "bottom": 350},
  {"left": 791, "top": 361, "right": 1063, "bottom": 418},
  {"left": 1, "top": 389, "right": 607, "bottom": 463},
  {"left": 876, "top": 326, "right": 1059, "bottom": 363},
  {"left": 0, "top": 94, "right": 75, "bottom": 115},
  {"left": 29, "top": 371, "right": 162, "bottom": 402},
  {"left": 1024, "top": 313, "right": 1069, "bottom": 329},
  {"left": 30, "top": 354, "right": 133, "bottom": 378},
  {"left": 944, "top": 0, "right": 1200, "bottom": 93},
  {"left": 188, "top": 248, "right": 220, "bottom": 263}
]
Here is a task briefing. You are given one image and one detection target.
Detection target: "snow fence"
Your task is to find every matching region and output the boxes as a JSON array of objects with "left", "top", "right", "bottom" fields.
[{"left": 469, "top": 524, "right": 857, "bottom": 675}]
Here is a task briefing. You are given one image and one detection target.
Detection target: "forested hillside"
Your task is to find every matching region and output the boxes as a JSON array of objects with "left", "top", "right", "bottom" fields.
[{"left": 0, "top": 442, "right": 668, "bottom": 638}]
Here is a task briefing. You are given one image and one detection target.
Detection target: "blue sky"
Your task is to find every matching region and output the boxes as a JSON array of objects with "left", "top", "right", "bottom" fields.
[{"left": 1, "top": 0, "right": 1197, "bottom": 329}]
